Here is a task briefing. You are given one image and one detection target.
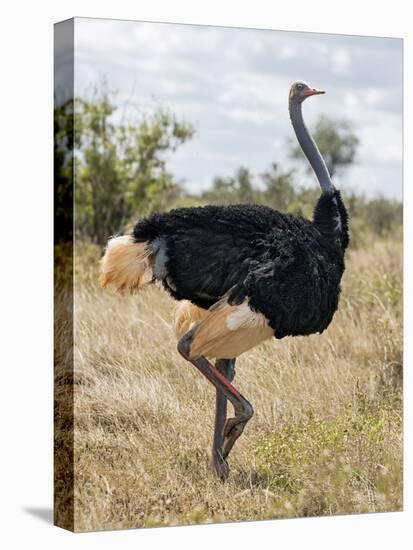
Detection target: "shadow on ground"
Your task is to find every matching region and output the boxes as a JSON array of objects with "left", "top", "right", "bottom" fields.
[{"left": 24, "top": 507, "right": 53, "bottom": 525}]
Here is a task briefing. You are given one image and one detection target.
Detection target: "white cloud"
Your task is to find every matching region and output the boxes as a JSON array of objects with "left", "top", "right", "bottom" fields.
[
  {"left": 279, "top": 45, "right": 296, "bottom": 59},
  {"left": 331, "top": 48, "right": 352, "bottom": 75}
]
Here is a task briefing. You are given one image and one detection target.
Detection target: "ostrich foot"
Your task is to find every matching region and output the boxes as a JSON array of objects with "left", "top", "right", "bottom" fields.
[{"left": 212, "top": 449, "right": 230, "bottom": 481}]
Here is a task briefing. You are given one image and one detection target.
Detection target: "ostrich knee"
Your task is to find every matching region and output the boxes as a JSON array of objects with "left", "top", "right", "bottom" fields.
[{"left": 177, "top": 329, "right": 195, "bottom": 359}]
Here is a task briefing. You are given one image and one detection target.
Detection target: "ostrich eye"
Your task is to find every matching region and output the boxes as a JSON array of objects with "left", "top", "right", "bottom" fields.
[{"left": 296, "top": 83, "right": 303, "bottom": 91}]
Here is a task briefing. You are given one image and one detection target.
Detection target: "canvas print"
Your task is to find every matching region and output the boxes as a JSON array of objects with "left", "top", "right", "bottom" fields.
[{"left": 54, "top": 18, "right": 403, "bottom": 532}]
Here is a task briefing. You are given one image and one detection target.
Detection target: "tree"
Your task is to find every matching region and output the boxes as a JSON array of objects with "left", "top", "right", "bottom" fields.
[
  {"left": 202, "top": 167, "right": 256, "bottom": 204},
  {"left": 236, "top": 167, "right": 256, "bottom": 203},
  {"left": 74, "top": 92, "right": 195, "bottom": 244},
  {"left": 260, "top": 163, "right": 295, "bottom": 211},
  {"left": 54, "top": 98, "right": 75, "bottom": 244},
  {"left": 290, "top": 115, "right": 359, "bottom": 178}
]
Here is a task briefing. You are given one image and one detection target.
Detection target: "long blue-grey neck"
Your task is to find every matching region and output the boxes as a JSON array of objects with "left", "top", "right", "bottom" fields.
[{"left": 289, "top": 101, "right": 335, "bottom": 194}]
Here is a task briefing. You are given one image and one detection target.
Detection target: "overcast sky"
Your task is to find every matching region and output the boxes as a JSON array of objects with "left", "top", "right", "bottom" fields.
[{"left": 74, "top": 18, "right": 403, "bottom": 199}]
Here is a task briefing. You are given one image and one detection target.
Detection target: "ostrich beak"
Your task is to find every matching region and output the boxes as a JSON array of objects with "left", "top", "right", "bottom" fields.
[{"left": 302, "top": 88, "right": 325, "bottom": 97}]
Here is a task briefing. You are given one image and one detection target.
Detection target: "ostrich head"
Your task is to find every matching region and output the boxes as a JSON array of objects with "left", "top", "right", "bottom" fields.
[{"left": 289, "top": 80, "right": 325, "bottom": 104}]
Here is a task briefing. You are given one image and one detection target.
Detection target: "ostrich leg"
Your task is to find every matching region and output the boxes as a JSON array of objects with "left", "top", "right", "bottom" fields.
[
  {"left": 178, "top": 332, "right": 253, "bottom": 479},
  {"left": 213, "top": 359, "right": 236, "bottom": 480}
]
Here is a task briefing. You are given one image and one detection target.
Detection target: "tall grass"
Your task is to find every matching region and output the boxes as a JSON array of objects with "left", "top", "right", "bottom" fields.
[{"left": 55, "top": 235, "right": 402, "bottom": 531}]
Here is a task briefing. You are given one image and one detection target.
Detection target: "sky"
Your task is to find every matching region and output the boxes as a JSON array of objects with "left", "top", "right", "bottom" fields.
[{"left": 73, "top": 17, "right": 403, "bottom": 199}]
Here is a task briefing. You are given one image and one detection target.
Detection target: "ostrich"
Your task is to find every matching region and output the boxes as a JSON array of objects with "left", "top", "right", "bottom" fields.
[{"left": 100, "top": 81, "right": 349, "bottom": 480}]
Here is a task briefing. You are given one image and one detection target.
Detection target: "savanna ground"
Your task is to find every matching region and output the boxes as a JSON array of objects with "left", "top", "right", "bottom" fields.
[{"left": 55, "top": 232, "right": 402, "bottom": 532}]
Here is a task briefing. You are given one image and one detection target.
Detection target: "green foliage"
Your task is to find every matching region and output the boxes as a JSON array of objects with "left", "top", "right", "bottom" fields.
[
  {"left": 202, "top": 167, "right": 257, "bottom": 204},
  {"left": 261, "top": 163, "right": 296, "bottom": 212},
  {"left": 364, "top": 197, "right": 403, "bottom": 237},
  {"left": 201, "top": 164, "right": 298, "bottom": 211},
  {"left": 54, "top": 99, "right": 75, "bottom": 244},
  {"left": 290, "top": 115, "right": 359, "bottom": 177},
  {"left": 72, "top": 91, "right": 194, "bottom": 244},
  {"left": 253, "top": 391, "right": 402, "bottom": 515}
]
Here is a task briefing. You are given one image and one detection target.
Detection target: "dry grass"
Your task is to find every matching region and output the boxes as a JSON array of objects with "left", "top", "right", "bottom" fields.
[{"left": 56, "top": 235, "right": 402, "bottom": 531}]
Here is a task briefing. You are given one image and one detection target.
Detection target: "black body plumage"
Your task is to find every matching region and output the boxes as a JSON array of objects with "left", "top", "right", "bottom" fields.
[{"left": 133, "top": 190, "right": 349, "bottom": 339}]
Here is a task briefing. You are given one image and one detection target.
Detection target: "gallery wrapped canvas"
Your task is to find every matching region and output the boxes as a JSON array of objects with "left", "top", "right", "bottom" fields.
[{"left": 54, "top": 17, "right": 403, "bottom": 532}]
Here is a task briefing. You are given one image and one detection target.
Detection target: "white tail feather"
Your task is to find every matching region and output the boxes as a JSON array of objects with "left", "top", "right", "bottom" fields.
[{"left": 99, "top": 236, "right": 152, "bottom": 294}]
